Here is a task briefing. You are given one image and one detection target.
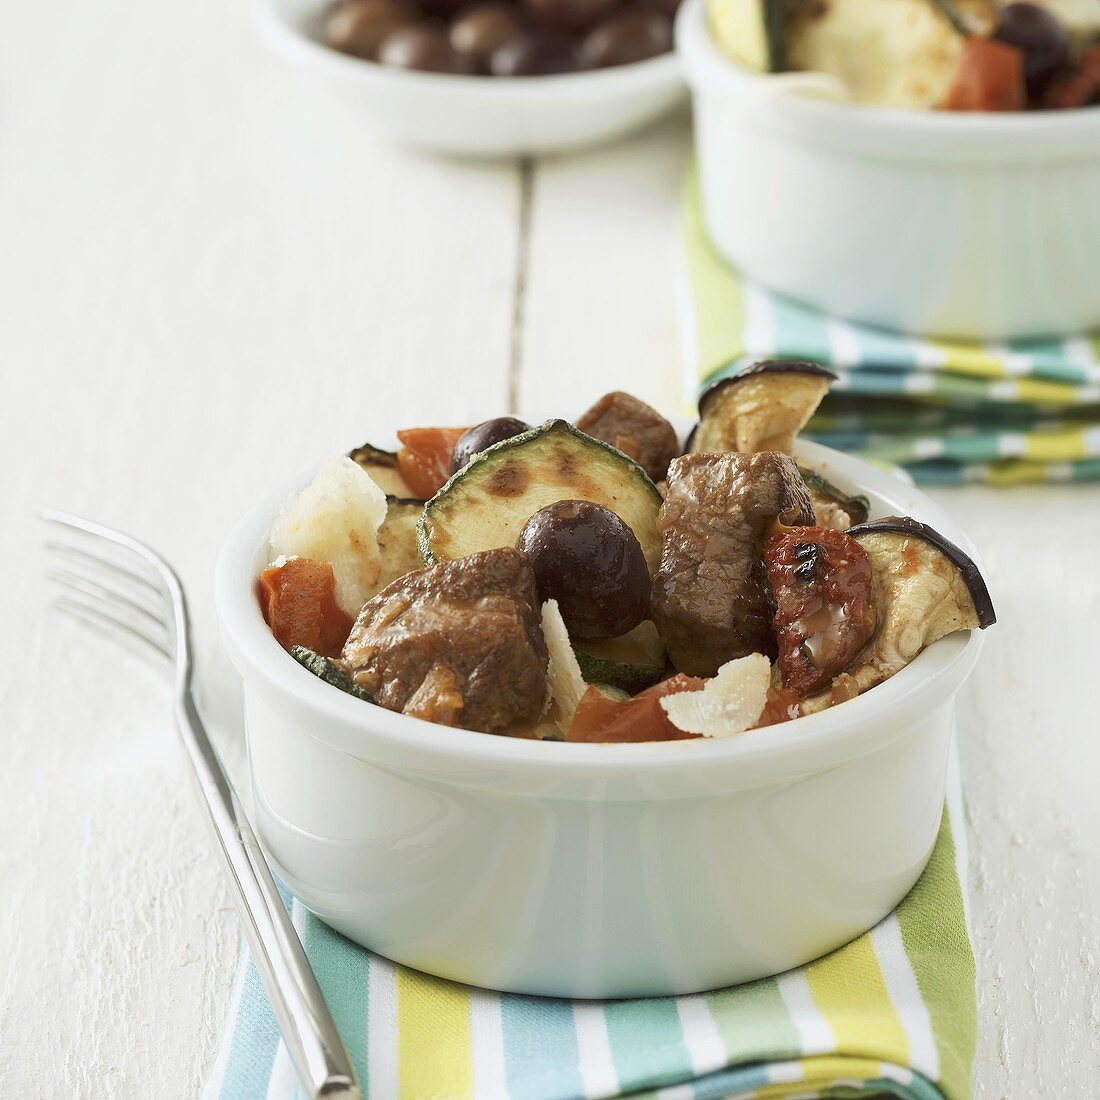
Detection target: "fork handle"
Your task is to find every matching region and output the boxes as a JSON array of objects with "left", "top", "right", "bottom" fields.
[{"left": 176, "top": 694, "right": 361, "bottom": 1100}]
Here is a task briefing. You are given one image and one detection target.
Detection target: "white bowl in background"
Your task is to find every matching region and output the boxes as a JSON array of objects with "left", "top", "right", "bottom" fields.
[
  {"left": 256, "top": 0, "right": 686, "bottom": 157},
  {"left": 676, "top": 0, "right": 1100, "bottom": 341},
  {"left": 215, "top": 438, "right": 986, "bottom": 998}
]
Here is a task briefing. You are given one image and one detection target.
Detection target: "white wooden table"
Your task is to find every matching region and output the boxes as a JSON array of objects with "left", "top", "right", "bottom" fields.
[{"left": 2, "top": 0, "right": 1098, "bottom": 1094}]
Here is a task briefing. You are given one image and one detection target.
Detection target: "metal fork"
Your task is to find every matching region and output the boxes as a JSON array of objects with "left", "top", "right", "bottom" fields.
[{"left": 41, "top": 510, "right": 361, "bottom": 1100}]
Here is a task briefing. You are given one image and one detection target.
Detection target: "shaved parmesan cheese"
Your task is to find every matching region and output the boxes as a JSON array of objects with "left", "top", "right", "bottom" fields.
[
  {"left": 659, "top": 654, "right": 771, "bottom": 738},
  {"left": 541, "top": 599, "right": 587, "bottom": 736},
  {"left": 269, "top": 457, "right": 387, "bottom": 618}
]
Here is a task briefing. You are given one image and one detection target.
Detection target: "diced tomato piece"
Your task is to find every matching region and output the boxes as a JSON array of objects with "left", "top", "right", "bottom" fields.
[
  {"left": 567, "top": 675, "right": 707, "bottom": 743},
  {"left": 754, "top": 685, "right": 801, "bottom": 729},
  {"left": 258, "top": 557, "right": 353, "bottom": 657},
  {"left": 396, "top": 427, "right": 468, "bottom": 499},
  {"left": 945, "top": 38, "right": 1026, "bottom": 112}
]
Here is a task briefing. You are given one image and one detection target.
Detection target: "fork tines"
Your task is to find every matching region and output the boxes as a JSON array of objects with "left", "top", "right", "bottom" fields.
[{"left": 40, "top": 511, "right": 179, "bottom": 663}]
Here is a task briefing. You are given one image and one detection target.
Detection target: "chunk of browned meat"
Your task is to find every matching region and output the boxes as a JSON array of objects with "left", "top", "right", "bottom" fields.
[
  {"left": 341, "top": 548, "right": 548, "bottom": 733},
  {"left": 575, "top": 391, "right": 680, "bottom": 483},
  {"left": 651, "top": 452, "right": 814, "bottom": 676}
]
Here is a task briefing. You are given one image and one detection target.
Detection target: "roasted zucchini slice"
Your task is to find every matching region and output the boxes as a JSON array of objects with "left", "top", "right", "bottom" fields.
[
  {"left": 348, "top": 442, "right": 418, "bottom": 498},
  {"left": 289, "top": 645, "right": 373, "bottom": 702},
  {"left": 418, "top": 419, "right": 663, "bottom": 572},
  {"left": 708, "top": 0, "right": 808, "bottom": 71},
  {"left": 574, "top": 621, "right": 667, "bottom": 693}
]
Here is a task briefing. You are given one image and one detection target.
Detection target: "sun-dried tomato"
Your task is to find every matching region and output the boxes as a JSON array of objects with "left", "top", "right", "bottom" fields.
[
  {"left": 945, "top": 38, "right": 1026, "bottom": 112},
  {"left": 764, "top": 527, "right": 877, "bottom": 698},
  {"left": 396, "top": 427, "right": 468, "bottom": 499}
]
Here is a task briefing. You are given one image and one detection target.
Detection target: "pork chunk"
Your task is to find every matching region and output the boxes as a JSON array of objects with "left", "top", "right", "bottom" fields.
[
  {"left": 651, "top": 452, "right": 814, "bottom": 676},
  {"left": 575, "top": 391, "right": 680, "bottom": 483},
  {"left": 341, "top": 547, "right": 548, "bottom": 733}
]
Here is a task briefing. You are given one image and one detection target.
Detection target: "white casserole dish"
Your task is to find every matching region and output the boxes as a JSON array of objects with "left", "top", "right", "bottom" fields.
[
  {"left": 256, "top": 0, "right": 685, "bottom": 156},
  {"left": 676, "top": 0, "right": 1100, "bottom": 341},
  {"left": 215, "top": 439, "right": 983, "bottom": 998}
]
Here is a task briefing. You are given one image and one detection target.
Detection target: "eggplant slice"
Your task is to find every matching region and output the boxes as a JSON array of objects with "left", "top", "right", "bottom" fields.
[
  {"left": 348, "top": 442, "right": 418, "bottom": 498},
  {"left": 694, "top": 360, "right": 838, "bottom": 456},
  {"left": 801, "top": 516, "right": 995, "bottom": 714}
]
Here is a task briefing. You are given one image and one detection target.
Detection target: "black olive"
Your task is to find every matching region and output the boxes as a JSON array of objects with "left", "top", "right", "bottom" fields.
[
  {"left": 516, "top": 499, "right": 651, "bottom": 640},
  {"left": 451, "top": 417, "right": 531, "bottom": 473},
  {"left": 993, "top": 2, "right": 1071, "bottom": 99}
]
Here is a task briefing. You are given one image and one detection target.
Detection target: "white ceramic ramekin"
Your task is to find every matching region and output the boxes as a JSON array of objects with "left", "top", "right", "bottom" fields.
[
  {"left": 676, "top": 0, "right": 1100, "bottom": 341},
  {"left": 256, "top": 0, "right": 685, "bottom": 156},
  {"left": 215, "top": 440, "right": 983, "bottom": 998}
]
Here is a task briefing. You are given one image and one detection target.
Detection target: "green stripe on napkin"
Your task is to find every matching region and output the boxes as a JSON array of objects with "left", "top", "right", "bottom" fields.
[
  {"left": 680, "top": 177, "right": 1100, "bottom": 486},
  {"left": 205, "top": 749, "right": 977, "bottom": 1100}
]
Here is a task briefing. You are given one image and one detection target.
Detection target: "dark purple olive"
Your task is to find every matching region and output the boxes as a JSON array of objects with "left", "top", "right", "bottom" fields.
[
  {"left": 578, "top": 9, "right": 671, "bottom": 69},
  {"left": 451, "top": 417, "right": 531, "bottom": 472},
  {"left": 521, "top": 0, "right": 618, "bottom": 30},
  {"left": 450, "top": 4, "right": 524, "bottom": 68},
  {"left": 376, "top": 24, "right": 475, "bottom": 72},
  {"left": 517, "top": 500, "right": 651, "bottom": 640},
  {"left": 324, "top": 0, "right": 415, "bottom": 59},
  {"left": 993, "top": 2, "right": 1071, "bottom": 98},
  {"left": 489, "top": 28, "right": 578, "bottom": 74}
]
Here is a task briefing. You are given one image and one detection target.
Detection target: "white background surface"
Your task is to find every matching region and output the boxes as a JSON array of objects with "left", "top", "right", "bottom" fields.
[{"left": 2, "top": 0, "right": 1098, "bottom": 1095}]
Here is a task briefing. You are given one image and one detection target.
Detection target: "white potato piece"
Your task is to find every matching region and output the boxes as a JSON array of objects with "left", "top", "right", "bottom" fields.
[
  {"left": 660, "top": 653, "right": 771, "bottom": 738},
  {"left": 269, "top": 457, "right": 388, "bottom": 618},
  {"left": 541, "top": 599, "right": 587, "bottom": 736}
]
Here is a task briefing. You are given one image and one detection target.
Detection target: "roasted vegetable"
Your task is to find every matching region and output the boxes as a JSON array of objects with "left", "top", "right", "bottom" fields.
[
  {"left": 259, "top": 557, "right": 354, "bottom": 657},
  {"left": 799, "top": 468, "right": 870, "bottom": 531},
  {"left": 707, "top": 0, "right": 808, "bottom": 71},
  {"left": 945, "top": 36, "right": 1027, "bottom": 109},
  {"left": 397, "top": 426, "right": 468, "bottom": 499},
  {"left": 289, "top": 645, "right": 372, "bottom": 701},
  {"left": 785, "top": 0, "right": 991, "bottom": 109},
  {"left": 348, "top": 443, "right": 418, "bottom": 498},
  {"left": 801, "top": 517, "right": 996, "bottom": 713},
  {"left": 574, "top": 391, "right": 680, "bottom": 483},
  {"left": 764, "top": 526, "right": 878, "bottom": 696},
  {"left": 566, "top": 675, "right": 706, "bottom": 742},
  {"left": 376, "top": 498, "right": 425, "bottom": 591},
  {"left": 652, "top": 451, "right": 815, "bottom": 676},
  {"left": 418, "top": 419, "right": 663, "bottom": 572},
  {"left": 574, "top": 620, "right": 667, "bottom": 693},
  {"left": 518, "top": 500, "right": 652, "bottom": 640},
  {"left": 694, "top": 361, "right": 836, "bottom": 456},
  {"left": 269, "top": 458, "right": 387, "bottom": 617}
]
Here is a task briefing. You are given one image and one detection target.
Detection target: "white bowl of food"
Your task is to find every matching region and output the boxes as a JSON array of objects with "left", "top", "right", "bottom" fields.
[
  {"left": 215, "top": 368, "right": 995, "bottom": 998},
  {"left": 677, "top": 0, "right": 1100, "bottom": 340},
  {"left": 257, "top": 0, "right": 686, "bottom": 155}
]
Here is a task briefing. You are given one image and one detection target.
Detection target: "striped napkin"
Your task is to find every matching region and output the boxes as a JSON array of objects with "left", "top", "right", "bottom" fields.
[
  {"left": 679, "top": 180, "right": 1100, "bottom": 486},
  {"left": 204, "top": 747, "right": 976, "bottom": 1100}
]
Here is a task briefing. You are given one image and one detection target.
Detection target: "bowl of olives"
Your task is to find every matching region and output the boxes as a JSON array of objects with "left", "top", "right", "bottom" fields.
[{"left": 257, "top": 0, "right": 685, "bottom": 155}]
